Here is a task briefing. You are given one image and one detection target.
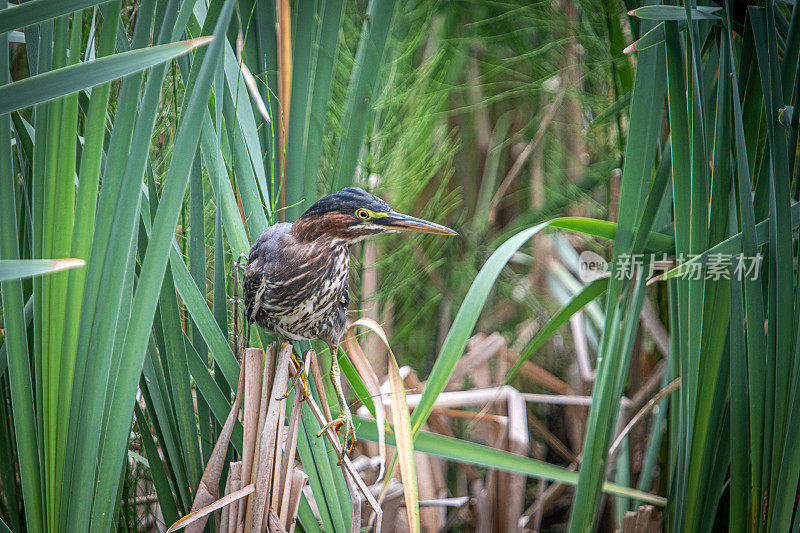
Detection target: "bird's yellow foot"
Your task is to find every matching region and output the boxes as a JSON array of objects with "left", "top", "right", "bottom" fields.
[
  {"left": 317, "top": 408, "right": 356, "bottom": 464},
  {"left": 280, "top": 369, "right": 310, "bottom": 400}
]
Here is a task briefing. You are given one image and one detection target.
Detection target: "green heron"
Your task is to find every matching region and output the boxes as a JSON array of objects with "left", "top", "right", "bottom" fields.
[{"left": 244, "top": 187, "right": 457, "bottom": 458}]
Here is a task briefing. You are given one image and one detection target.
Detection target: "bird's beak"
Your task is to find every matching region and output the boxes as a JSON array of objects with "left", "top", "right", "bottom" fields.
[{"left": 379, "top": 212, "right": 458, "bottom": 236}]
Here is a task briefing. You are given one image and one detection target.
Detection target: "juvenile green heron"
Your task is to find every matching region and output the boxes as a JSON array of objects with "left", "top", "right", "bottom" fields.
[{"left": 244, "top": 187, "right": 457, "bottom": 458}]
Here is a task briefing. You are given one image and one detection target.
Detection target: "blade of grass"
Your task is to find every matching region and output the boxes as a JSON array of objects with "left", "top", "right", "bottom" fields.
[
  {"left": 569, "top": 10, "right": 666, "bottom": 528},
  {"left": 0, "top": 258, "right": 84, "bottom": 281},
  {"left": 0, "top": 11, "right": 44, "bottom": 527},
  {"left": 0, "top": 37, "right": 212, "bottom": 115},
  {"left": 0, "top": 0, "right": 111, "bottom": 35},
  {"left": 356, "top": 419, "right": 666, "bottom": 506},
  {"left": 329, "top": 0, "right": 399, "bottom": 191},
  {"left": 284, "top": 0, "right": 344, "bottom": 220}
]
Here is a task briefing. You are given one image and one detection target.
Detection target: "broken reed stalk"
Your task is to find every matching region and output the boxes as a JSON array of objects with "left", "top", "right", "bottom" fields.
[
  {"left": 168, "top": 344, "right": 313, "bottom": 533},
  {"left": 278, "top": 356, "right": 309, "bottom": 526},
  {"left": 182, "top": 352, "right": 247, "bottom": 533},
  {"left": 237, "top": 348, "right": 264, "bottom": 528},
  {"left": 248, "top": 344, "right": 291, "bottom": 532}
]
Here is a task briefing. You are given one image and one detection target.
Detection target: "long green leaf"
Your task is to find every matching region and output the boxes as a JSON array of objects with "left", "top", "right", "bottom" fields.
[
  {"left": 356, "top": 419, "right": 666, "bottom": 506},
  {"left": 284, "top": 0, "right": 344, "bottom": 219},
  {"left": 628, "top": 5, "right": 721, "bottom": 21},
  {"left": 0, "top": 258, "right": 84, "bottom": 281},
  {"left": 569, "top": 9, "right": 666, "bottom": 528},
  {"left": 0, "top": 37, "right": 211, "bottom": 114},
  {"left": 0, "top": 0, "right": 111, "bottom": 35},
  {"left": 329, "top": 0, "right": 399, "bottom": 191},
  {"left": 0, "top": 12, "right": 44, "bottom": 528}
]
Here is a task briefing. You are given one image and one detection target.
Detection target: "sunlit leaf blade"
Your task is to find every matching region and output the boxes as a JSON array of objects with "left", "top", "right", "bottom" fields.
[
  {"left": 0, "top": 258, "right": 85, "bottom": 281},
  {"left": 628, "top": 5, "right": 721, "bottom": 21},
  {"left": 0, "top": 36, "right": 212, "bottom": 114}
]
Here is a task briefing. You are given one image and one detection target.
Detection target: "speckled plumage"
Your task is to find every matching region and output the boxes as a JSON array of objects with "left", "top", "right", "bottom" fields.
[{"left": 244, "top": 222, "right": 350, "bottom": 346}]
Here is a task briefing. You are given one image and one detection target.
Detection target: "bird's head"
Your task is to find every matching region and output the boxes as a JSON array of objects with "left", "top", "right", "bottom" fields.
[{"left": 292, "top": 187, "right": 458, "bottom": 244}]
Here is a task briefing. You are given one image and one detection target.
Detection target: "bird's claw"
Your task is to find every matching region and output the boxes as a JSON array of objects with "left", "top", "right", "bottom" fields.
[
  {"left": 317, "top": 412, "right": 356, "bottom": 464},
  {"left": 279, "top": 346, "right": 310, "bottom": 400},
  {"left": 279, "top": 369, "right": 310, "bottom": 400}
]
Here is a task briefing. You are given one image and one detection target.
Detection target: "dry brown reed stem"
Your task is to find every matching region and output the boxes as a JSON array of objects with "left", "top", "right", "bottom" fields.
[
  {"left": 244, "top": 346, "right": 275, "bottom": 530},
  {"left": 249, "top": 344, "right": 291, "bottom": 532},
  {"left": 526, "top": 411, "right": 577, "bottom": 463},
  {"left": 276, "top": 0, "right": 291, "bottom": 218},
  {"left": 500, "top": 347, "right": 574, "bottom": 395},
  {"left": 286, "top": 469, "right": 308, "bottom": 533},
  {"left": 237, "top": 348, "right": 264, "bottom": 527},
  {"left": 219, "top": 468, "right": 233, "bottom": 533},
  {"left": 167, "top": 484, "right": 255, "bottom": 532},
  {"left": 268, "top": 368, "right": 289, "bottom": 518},
  {"left": 225, "top": 462, "right": 242, "bottom": 533},
  {"left": 608, "top": 378, "right": 680, "bottom": 457},
  {"left": 278, "top": 356, "right": 309, "bottom": 526},
  {"left": 184, "top": 355, "right": 247, "bottom": 533}
]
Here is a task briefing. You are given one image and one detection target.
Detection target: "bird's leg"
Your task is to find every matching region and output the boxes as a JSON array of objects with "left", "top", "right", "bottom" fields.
[
  {"left": 317, "top": 342, "right": 356, "bottom": 464},
  {"left": 279, "top": 342, "right": 310, "bottom": 400}
]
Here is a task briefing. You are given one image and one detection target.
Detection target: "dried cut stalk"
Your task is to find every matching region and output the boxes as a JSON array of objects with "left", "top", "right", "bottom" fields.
[
  {"left": 278, "top": 356, "right": 308, "bottom": 525},
  {"left": 248, "top": 344, "right": 276, "bottom": 519},
  {"left": 185, "top": 359, "right": 247, "bottom": 533},
  {"left": 220, "top": 466, "right": 234, "bottom": 533},
  {"left": 268, "top": 373, "right": 289, "bottom": 516},
  {"left": 167, "top": 484, "right": 255, "bottom": 533},
  {"left": 286, "top": 468, "right": 309, "bottom": 533},
  {"left": 249, "top": 343, "right": 291, "bottom": 532},
  {"left": 228, "top": 462, "right": 243, "bottom": 533},
  {"left": 238, "top": 348, "right": 265, "bottom": 527}
]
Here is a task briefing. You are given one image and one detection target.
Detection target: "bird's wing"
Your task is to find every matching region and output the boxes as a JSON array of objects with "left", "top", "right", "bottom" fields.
[{"left": 244, "top": 223, "right": 318, "bottom": 322}]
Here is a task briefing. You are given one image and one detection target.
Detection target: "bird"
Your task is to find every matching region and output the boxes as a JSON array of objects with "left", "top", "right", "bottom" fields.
[{"left": 243, "top": 186, "right": 457, "bottom": 459}]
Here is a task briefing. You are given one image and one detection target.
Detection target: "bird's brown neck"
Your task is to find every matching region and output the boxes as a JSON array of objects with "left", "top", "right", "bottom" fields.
[{"left": 291, "top": 213, "right": 354, "bottom": 244}]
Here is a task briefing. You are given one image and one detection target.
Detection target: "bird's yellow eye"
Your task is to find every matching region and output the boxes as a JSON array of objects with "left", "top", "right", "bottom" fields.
[{"left": 356, "top": 208, "right": 370, "bottom": 220}]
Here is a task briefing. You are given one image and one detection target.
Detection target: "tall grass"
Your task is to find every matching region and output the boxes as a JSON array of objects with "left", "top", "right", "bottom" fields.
[{"left": 565, "top": 1, "right": 800, "bottom": 530}]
